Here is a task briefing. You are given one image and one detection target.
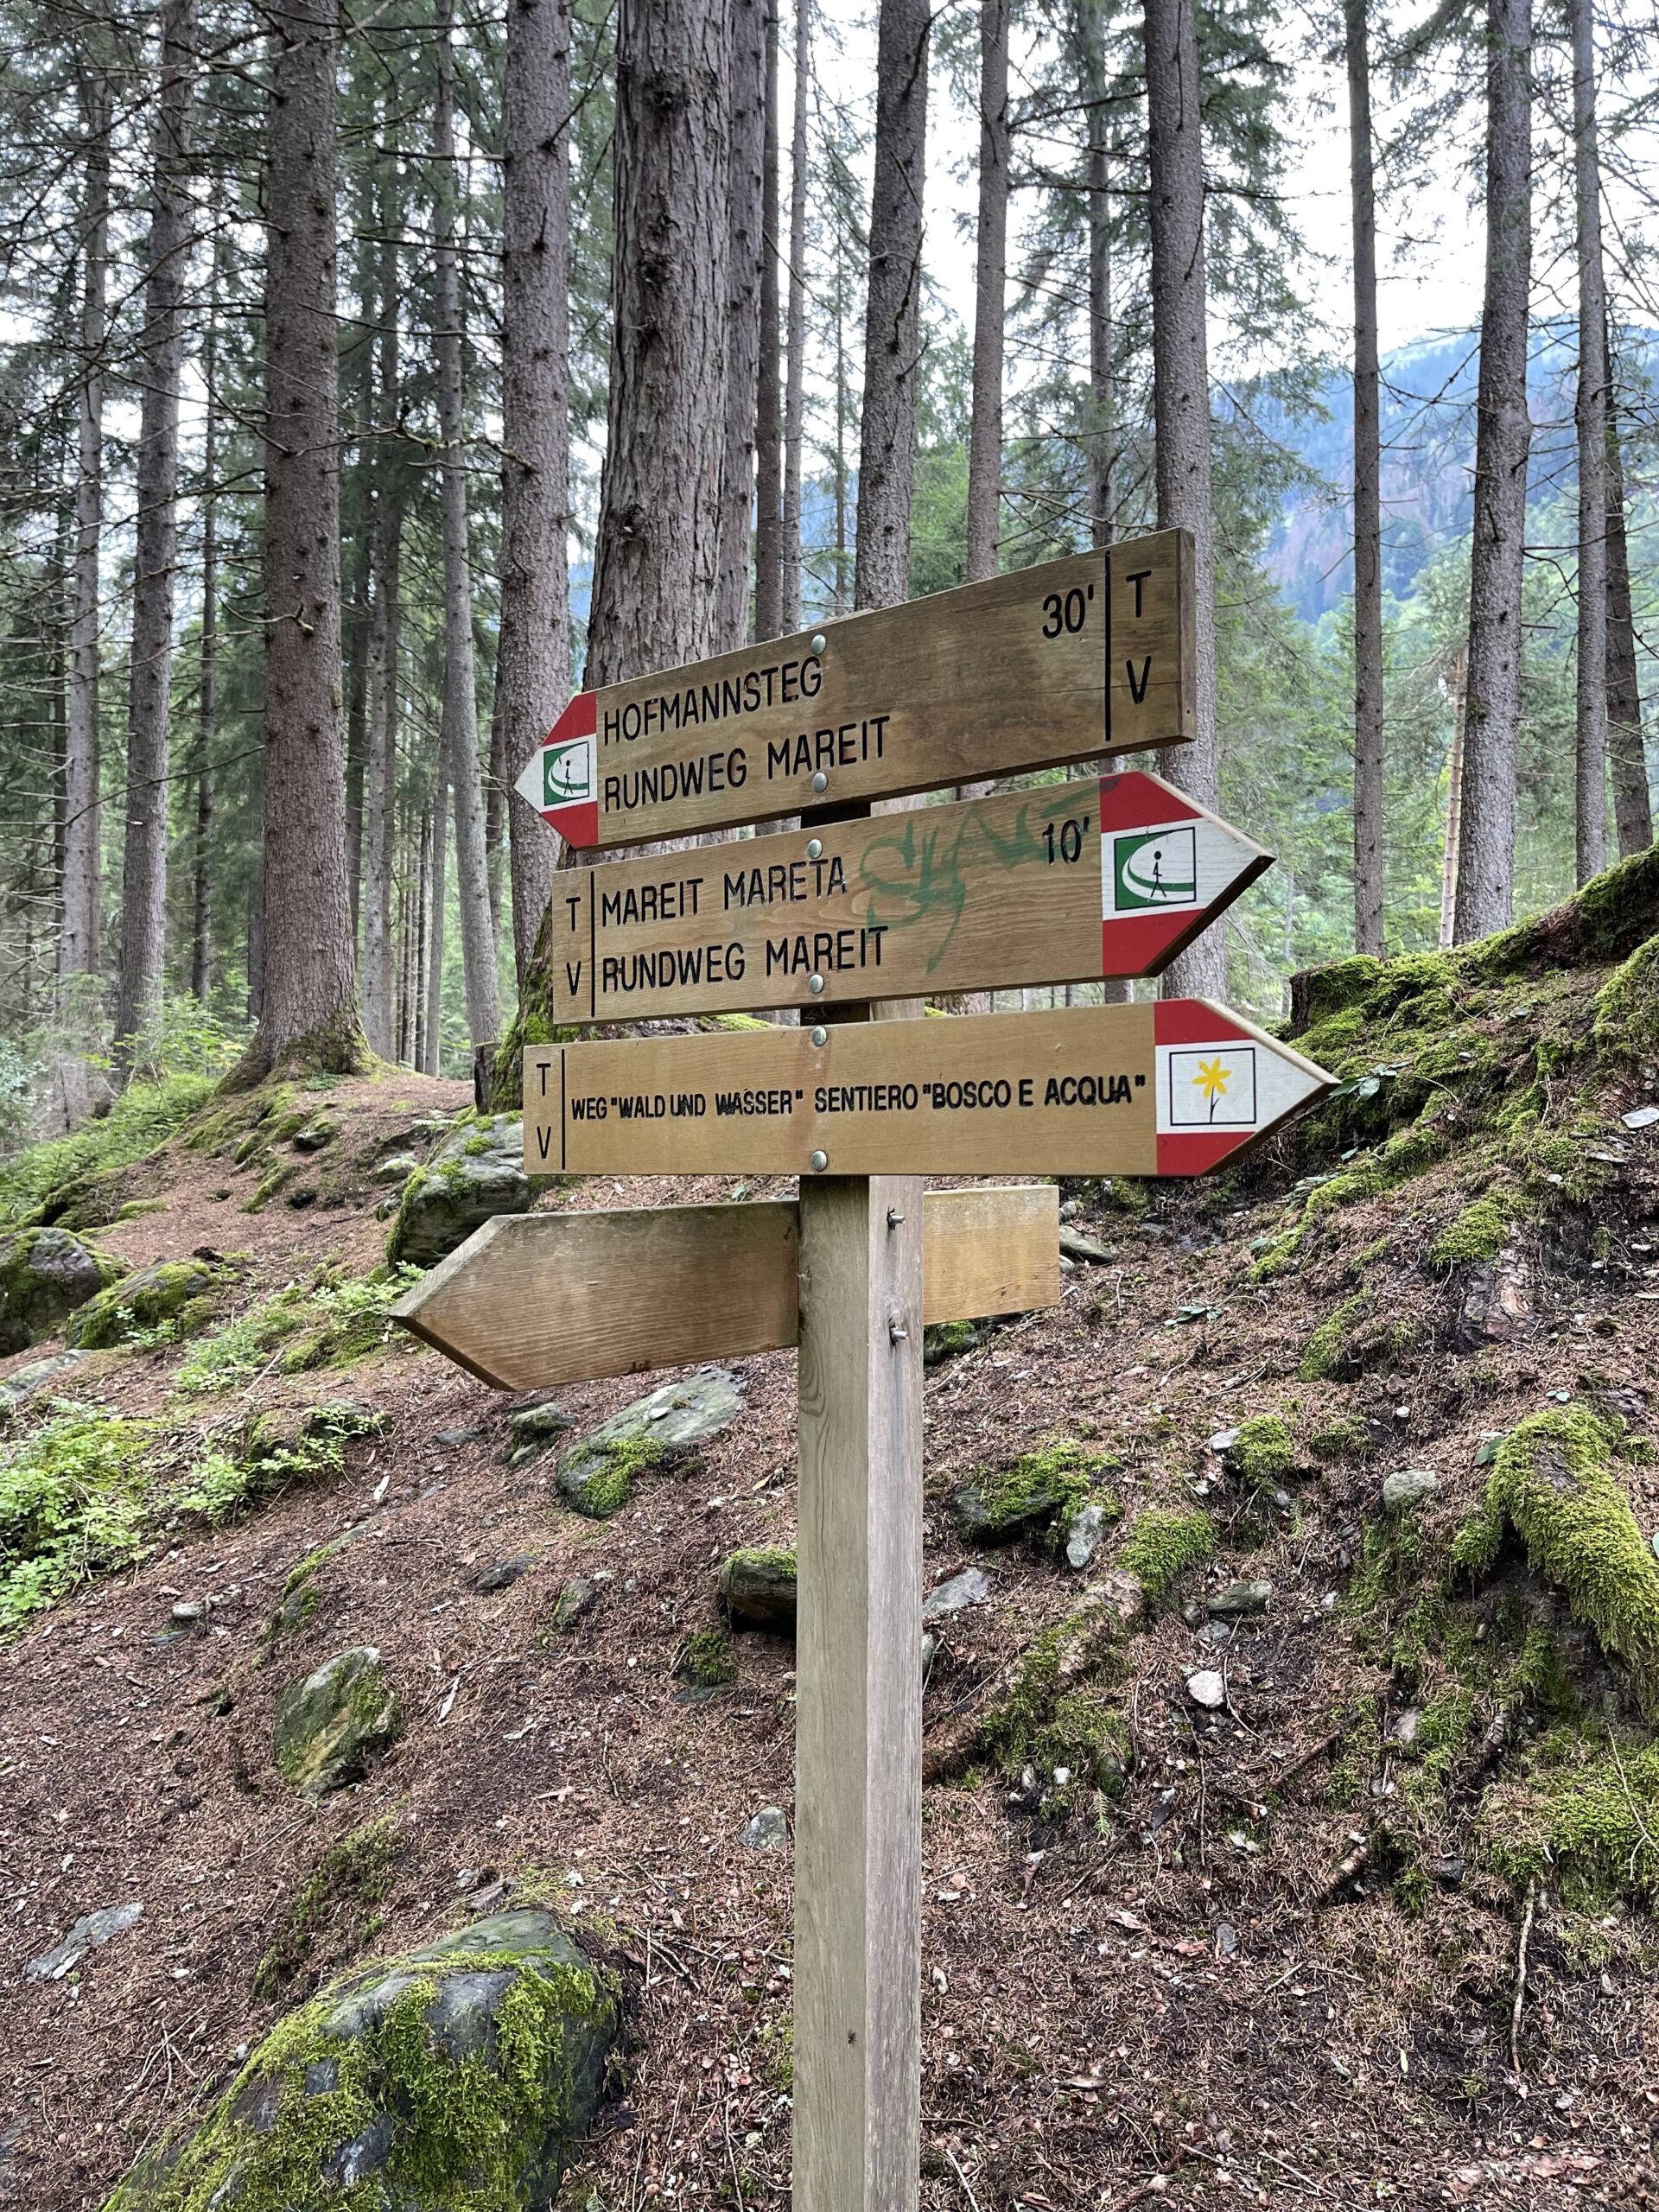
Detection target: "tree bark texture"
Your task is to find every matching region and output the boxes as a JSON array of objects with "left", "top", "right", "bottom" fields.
[
  {"left": 434, "top": 0, "right": 502, "bottom": 1050},
  {"left": 855, "top": 0, "right": 929, "bottom": 613},
  {"left": 1144, "top": 0, "right": 1223, "bottom": 995},
  {"left": 719, "top": 0, "right": 766, "bottom": 647},
  {"left": 1082, "top": 0, "right": 1113, "bottom": 551},
  {"left": 116, "top": 0, "right": 197, "bottom": 1064},
  {"left": 966, "top": 0, "right": 1009, "bottom": 585},
  {"left": 252, "top": 0, "right": 361, "bottom": 1074},
  {"left": 780, "top": 0, "right": 810, "bottom": 631},
  {"left": 587, "top": 0, "right": 733, "bottom": 686},
  {"left": 1571, "top": 0, "right": 1606, "bottom": 885},
  {"left": 425, "top": 778, "right": 448, "bottom": 1075},
  {"left": 499, "top": 0, "right": 573, "bottom": 978},
  {"left": 192, "top": 255, "right": 219, "bottom": 1004},
  {"left": 753, "top": 0, "right": 785, "bottom": 639},
  {"left": 1346, "top": 0, "right": 1384, "bottom": 954},
  {"left": 362, "top": 210, "right": 401, "bottom": 1057},
  {"left": 1605, "top": 340, "right": 1651, "bottom": 854},
  {"left": 60, "top": 88, "right": 108, "bottom": 986},
  {"left": 1452, "top": 0, "right": 1532, "bottom": 943}
]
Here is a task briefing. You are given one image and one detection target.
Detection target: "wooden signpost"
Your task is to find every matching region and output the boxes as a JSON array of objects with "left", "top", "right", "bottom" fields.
[
  {"left": 543, "top": 769, "right": 1270, "bottom": 1020},
  {"left": 402, "top": 530, "right": 1334, "bottom": 2212},
  {"left": 512, "top": 530, "right": 1195, "bottom": 849}
]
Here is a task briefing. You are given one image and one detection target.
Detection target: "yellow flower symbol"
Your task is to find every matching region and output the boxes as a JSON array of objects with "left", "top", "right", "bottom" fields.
[{"left": 1192, "top": 1056, "right": 1231, "bottom": 1119}]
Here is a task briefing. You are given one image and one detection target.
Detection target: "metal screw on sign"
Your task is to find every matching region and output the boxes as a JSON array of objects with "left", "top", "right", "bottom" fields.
[
  {"left": 810, "top": 1026, "right": 828, "bottom": 1046},
  {"left": 810, "top": 771, "right": 829, "bottom": 794},
  {"left": 809, "top": 1149, "right": 829, "bottom": 1173},
  {"left": 805, "top": 837, "right": 823, "bottom": 860},
  {"left": 810, "top": 632, "right": 827, "bottom": 655},
  {"left": 808, "top": 975, "right": 825, "bottom": 995}
]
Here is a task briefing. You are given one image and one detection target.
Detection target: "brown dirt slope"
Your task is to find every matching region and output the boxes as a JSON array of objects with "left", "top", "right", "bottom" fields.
[{"left": 6, "top": 856, "right": 1659, "bottom": 2209}]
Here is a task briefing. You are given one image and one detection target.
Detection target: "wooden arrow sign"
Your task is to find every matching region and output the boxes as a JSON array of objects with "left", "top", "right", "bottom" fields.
[
  {"left": 543, "top": 770, "right": 1269, "bottom": 1022},
  {"left": 522, "top": 1001, "right": 1332, "bottom": 1180},
  {"left": 512, "top": 531, "right": 1194, "bottom": 849},
  {"left": 391, "top": 1185, "right": 1058, "bottom": 1390}
]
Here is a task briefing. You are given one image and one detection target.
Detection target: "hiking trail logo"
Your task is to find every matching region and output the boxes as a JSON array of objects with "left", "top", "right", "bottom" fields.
[
  {"left": 1110, "top": 823, "right": 1198, "bottom": 912},
  {"left": 1166, "top": 1044, "right": 1257, "bottom": 1128},
  {"left": 542, "top": 734, "right": 594, "bottom": 808}
]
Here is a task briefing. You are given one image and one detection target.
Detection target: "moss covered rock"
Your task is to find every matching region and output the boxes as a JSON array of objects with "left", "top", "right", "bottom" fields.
[
  {"left": 0, "top": 1227, "right": 123, "bottom": 1354},
  {"left": 554, "top": 1369, "right": 743, "bottom": 1519},
  {"left": 104, "top": 1905, "right": 618, "bottom": 2210},
  {"left": 718, "top": 1547, "right": 797, "bottom": 1630},
  {"left": 64, "top": 1256, "right": 223, "bottom": 1351},
  {"left": 386, "top": 1116, "right": 534, "bottom": 1268},
  {"left": 951, "top": 1440, "right": 1116, "bottom": 1545},
  {"left": 1117, "top": 1506, "right": 1215, "bottom": 1600},
  {"left": 273, "top": 1646, "right": 402, "bottom": 1796}
]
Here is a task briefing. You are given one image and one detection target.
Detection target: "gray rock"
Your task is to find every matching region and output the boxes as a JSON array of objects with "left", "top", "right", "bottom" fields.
[
  {"left": 551, "top": 1575, "right": 598, "bottom": 1632},
  {"left": 505, "top": 1399, "right": 574, "bottom": 1468},
  {"left": 65, "top": 1255, "right": 222, "bottom": 1350},
  {"left": 471, "top": 1555, "right": 531, "bottom": 1594},
  {"left": 555, "top": 1368, "right": 743, "bottom": 1518},
  {"left": 1427, "top": 1855, "right": 1465, "bottom": 1888},
  {"left": 1206, "top": 1579, "right": 1274, "bottom": 1620},
  {"left": 1058, "top": 1225, "right": 1112, "bottom": 1264},
  {"left": 291, "top": 1117, "right": 338, "bottom": 1154},
  {"left": 1390, "top": 1707, "right": 1421, "bottom": 1747},
  {"left": 1086, "top": 1568, "right": 1146, "bottom": 1627},
  {"left": 273, "top": 1646, "right": 401, "bottom": 1797},
  {"left": 739, "top": 1806, "right": 789, "bottom": 1850},
  {"left": 1207, "top": 1427, "right": 1241, "bottom": 1458},
  {"left": 718, "top": 1548, "right": 797, "bottom": 1631},
  {"left": 105, "top": 1907, "right": 616, "bottom": 2211},
  {"left": 1622, "top": 1105, "right": 1659, "bottom": 1130},
  {"left": 1065, "top": 1500, "right": 1110, "bottom": 1570},
  {"left": 0, "top": 1350, "right": 87, "bottom": 1425},
  {"left": 1186, "top": 1669, "right": 1227, "bottom": 1711},
  {"left": 1382, "top": 1466, "right": 1440, "bottom": 1513},
  {"left": 921, "top": 1630, "right": 939, "bottom": 1685},
  {"left": 922, "top": 1566, "right": 995, "bottom": 1623},
  {"left": 372, "top": 1152, "right": 423, "bottom": 1185},
  {"left": 386, "top": 1115, "right": 534, "bottom": 1268},
  {"left": 435, "top": 1423, "right": 484, "bottom": 1447},
  {"left": 25, "top": 1901, "right": 143, "bottom": 1982},
  {"left": 0, "top": 1228, "right": 121, "bottom": 1355},
  {"left": 1196, "top": 1619, "right": 1231, "bottom": 1650}
]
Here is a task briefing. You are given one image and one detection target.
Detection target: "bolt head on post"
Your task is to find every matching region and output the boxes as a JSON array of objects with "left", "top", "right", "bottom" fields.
[
  {"left": 810, "top": 632, "right": 827, "bottom": 655},
  {"left": 810, "top": 771, "right": 829, "bottom": 794},
  {"left": 809, "top": 1149, "right": 829, "bottom": 1173},
  {"left": 810, "top": 1026, "right": 828, "bottom": 1046},
  {"left": 805, "top": 837, "right": 823, "bottom": 860}
]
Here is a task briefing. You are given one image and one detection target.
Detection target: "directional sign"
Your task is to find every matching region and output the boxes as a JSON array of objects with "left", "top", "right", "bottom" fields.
[
  {"left": 522, "top": 1001, "right": 1332, "bottom": 1179},
  {"left": 390, "top": 1185, "right": 1058, "bottom": 1390},
  {"left": 544, "top": 770, "right": 1268, "bottom": 1021},
  {"left": 513, "top": 531, "right": 1194, "bottom": 849}
]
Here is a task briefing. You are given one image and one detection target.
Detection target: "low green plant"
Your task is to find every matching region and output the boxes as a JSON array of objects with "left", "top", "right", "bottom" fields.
[
  {"left": 251, "top": 1816, "right": 403, "bottom": 2001},
  {"left": 1117, "top": 1506, "right": 1214, "bottom": 1599},
  {"left": 0, "top": 1409, "right": 156, "bottom": 1630}
]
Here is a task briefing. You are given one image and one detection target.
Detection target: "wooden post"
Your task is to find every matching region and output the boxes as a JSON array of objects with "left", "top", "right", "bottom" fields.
[{"left": 795, "top": 1163, "right": 924, "bottom": 2211}]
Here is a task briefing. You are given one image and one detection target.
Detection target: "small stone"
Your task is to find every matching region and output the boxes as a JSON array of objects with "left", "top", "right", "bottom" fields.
[
  {"left": 505, "top": 1401, "right": 573, "bottom": 1466},
  {"left": 1621, "top": 1105, "right": 1659, "bottom": 1130},
  {"left": 1186, "top": 1669, "right": 1227, "bottom": 1711},
  {"left": 0, "top": 1350, "right": 88, "bottom": 1426},
  {"left": 551, "top": 1575, "right": 597, "bottom": 1632},
  {"left": 1196, "top": 1619, "right": 1231, "bottom": 1650},
  {"left": 291, "top": 1117, "right": 339, "bottom": 1153},
  {"left": 920, "top": 1630, "right": 938, "bottom": 1685},
  {"left": 25, "top": 1901, "right": 143, "bottom": 1982},
  {"left": 1206, "top": 1579, "right": 1273, "bottom": 1620},
  {"left": 1058, "top": 1225, "right": 1112, "bottom": 1265},
  {"left": 372, "top": 1154, "right": 423, "bottom": 1185},
  {"left": 1382, "top": 1466, "right": 1440, "bottom": 1512},
  {"left": 1181, "top": 1601, "right": 1205, "bottom": 1630},
  {"left": 1214, "top": 1923, "right": 1238, "bottom": 1960},
  {"left": 1065, "top": 1500, "right": 1110, "bottom": 1570},
  {"left": 1391, "top": 1707, "right": 1421, "bottom": 1747},
  {"left": 1207, "top": 1427, "right": 1240, "bottom": 1458},
  {"left": 272, "top": 1647, "right": 401, "bottom": 1797},
  {"left": 170, "top": 1599, "right": 209, "bottom": 1626},
  {"left": 922, "top": 1566, "right": 995, "bottom": 1623},
  {"left": 435, "top": 1425, "right": 483, "bottom": 1448},
  {"left": 718, "top": 1548, "right": 797, "bottom": 1631},
  {"left": 1426, "top": 1855, "right": 1465, "bottom": 1888},
  {"left": 556, "top": 1370, "right": 743, "bottom": 1516},
  {"left": 1084, "top": 1569, "right": 1145, "bottom": 1626},
  {"left": 739, "top": 1806, "right": 788, "bottom": 1851},
  {"left": 472, "top": 1555, "right": 531, "bottom": 1594}
]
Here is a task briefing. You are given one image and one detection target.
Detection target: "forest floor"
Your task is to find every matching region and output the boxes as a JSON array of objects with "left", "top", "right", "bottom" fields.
[{"left": 5, "top": 887, "right": 1659, "bottom": 2211}]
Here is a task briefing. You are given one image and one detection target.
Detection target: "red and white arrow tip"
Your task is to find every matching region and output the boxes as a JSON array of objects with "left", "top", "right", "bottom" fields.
[
  {"left": 513, "top": 692, "right": 600, "bottom": 848},
  {"left": 1153, "top": 1000, "right": 1332, "bottom": 1174},
  {"left": 1098, "top": 772, "right": 1272, "bottom": 978}
]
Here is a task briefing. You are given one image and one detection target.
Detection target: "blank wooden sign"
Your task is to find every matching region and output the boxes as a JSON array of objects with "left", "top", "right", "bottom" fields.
[{"left": 390, "top": 1184, "right": 1059, "bottom": 1389}]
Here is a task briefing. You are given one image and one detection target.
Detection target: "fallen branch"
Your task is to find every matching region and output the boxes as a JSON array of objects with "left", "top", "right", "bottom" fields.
[
  {"left": 1313, "top": 1837, "right": 1370, "bottom": 1908},
  {"left": 1510, "top": 1877, "right": 1537, "bottom": 2087}
]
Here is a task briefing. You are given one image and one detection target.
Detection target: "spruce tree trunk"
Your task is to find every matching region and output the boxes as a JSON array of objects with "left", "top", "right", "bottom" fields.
[
  {"left": 1571, "top": 0, "right": 1606, "bottom": 884},
  {"left": 192, "top": 280, "right": 219, "bottom": 1004},
  {"left": 1605, "top": 331, "right": 1651, "bottom": 854},
  {"left": 1452, "top": 0, "right": 1532, "bottom": 943},
  {"left": 966, "top": 0, "right": 1008, "bottom": 586},
  {"left": 855, "top": 0, "right": 929, "bottom": 613},
  {"left": 753, "top": 0, "right": 785, "bottom": 639},
  {"left": 116, "top": 0, "right": 197, "bottom": 1066},
  {"left": 588, "top": 0, "right": 732, "bottom": 685},
  {"left": 1346, "top": 0, "right": 1384, "bottom": 954},
  {"left": 362, "top": 213, "right": 401, "bottom": 1058},
  {"left": 719, "top": 0, "right": 766, "bottom": 648},
  {"left": 779, "top": 0, "right": 810, "bottom": 632},
  {"left": 249, "top": 0, "right": 362, "bottom": 1077},
  {"left": 1144, "top": 0, "right": 1223, "bottom": 996},
  {"left": 60, "top": 92, "right": 108, "bottom": 988},
  {"left": 1084, "top": 0, "right": 1127, "bottom": 1007},
  {"left": 433, "top": 0, "right": 502, "bottom": 1050},
  {"left": 425, "top": 775, "right": 448, "bottom": 1074},
  {"left": 499, "top": 0, "right": 572, "bottom": 977}
]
